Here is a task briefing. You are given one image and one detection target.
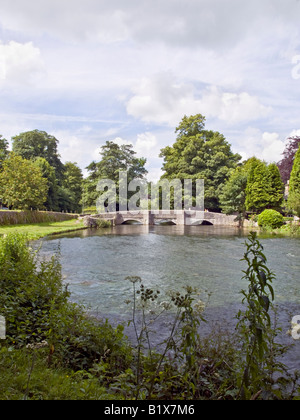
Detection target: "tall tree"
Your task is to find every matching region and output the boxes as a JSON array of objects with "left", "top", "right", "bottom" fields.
[
  {"left": 12, "top": 130, "right": 65, "bottom": 182},
  {"left": 288, "top": 147, "right": 300, "bottom": 216},
  {"left": 0, "top": 154, "right": 48, "bottom": 210},
  {"left": 160, "top": 114, "right": 241, "bottom": 211},
  {"left": 277, "top": 136, "right": 300, "bottom": 184},
  {"left": 246, "top": 160, "right": 284, "bottom": 213},
  {"left": 61, "top": 162, "right": 83, "bottom": 213},
  {"left": 219, "top": 166, "right": 248, "bottom": 217},
  {"left": 0, "top": 135, "right": 9, "bottom": 170},
  {"left": 266, "top": 163, "right": 284, "bottom": 210},
  {"left": 83, "top": 141, "right": 147, "bottom": 210},
  {"left": 33, "top": 157, "right": 59, "bottom": 211}
]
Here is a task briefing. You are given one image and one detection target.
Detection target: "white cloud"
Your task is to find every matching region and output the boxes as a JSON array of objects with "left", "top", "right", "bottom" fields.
[
  {"left": 0, "top": 41, "right": 44, "bottom": 85},
  {"left": 1, "top": 0, "right": 299, "bottom": 49},
  {"left": 135, "top": 132, "right": 158, "bottom": 158},
  {"left": 237, "top": 128, "right": 286, "bottom": 163},
  {"left": 127, "top": 75, "right": 271, "bottom": 126}
]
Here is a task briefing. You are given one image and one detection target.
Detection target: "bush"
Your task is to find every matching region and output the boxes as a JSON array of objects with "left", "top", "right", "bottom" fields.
[
  {"left": 258, "top": 209, "right": 284, "bottom": 229},
  {"left": 0, "top": 233, "right": 131, "bottom": 372}
]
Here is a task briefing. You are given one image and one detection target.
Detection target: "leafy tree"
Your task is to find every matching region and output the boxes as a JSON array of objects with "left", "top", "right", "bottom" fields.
[
  {"left": 0, "top": 135, "right": 9, "bottom": 170},
  {"left": 219, "top": 166, "right": 248, "bottom": 217},
  {"left": 0, "top": 154, "right": 48, "bottom": 210},
  {"left": 246, "top": 160, "right": 284, "bottom": 213},
  {"left": 266, "top": 163, "right": 284, "bottom": 210},
  {"left": 61, "top": 162, "right": 83, "bottom": 213},
  {"left": 287, "top": 147, "right": 300, "bottom": 216},
  {"left": 160, "top": 114, "right": 241, "bottom": 211},
  {"left": 83, "top": 141, "right": 147, "bottom": 209},
  {"left": 277, "top": 136, "right": 300, "bottom": 184},
  {"left": 33, "top": 157, "right": 59, "bottom": 211},
  {"left": 12, "top": 130, "right": 65, "bottom": 182}
]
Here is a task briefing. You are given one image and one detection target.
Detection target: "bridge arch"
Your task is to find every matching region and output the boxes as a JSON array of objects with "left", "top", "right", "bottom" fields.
[
  {"left": 188, "top": 219, "right": 214, "bottom": 226},
  {"left": 155, "top": 219, "right": 177, "bottom": 226},
  {"left": 121, "top": 219, "right": 143, "bottom": 225}
]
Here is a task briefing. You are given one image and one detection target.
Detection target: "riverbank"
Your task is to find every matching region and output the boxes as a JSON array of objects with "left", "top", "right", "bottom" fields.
[{"left": 0, "top": 219, "right": 85, "bottom": 240}]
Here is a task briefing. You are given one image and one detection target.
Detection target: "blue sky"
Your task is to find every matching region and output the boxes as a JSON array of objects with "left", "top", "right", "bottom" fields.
[{"left": 0, "top": 0, "right": 300, "bottom": 181}]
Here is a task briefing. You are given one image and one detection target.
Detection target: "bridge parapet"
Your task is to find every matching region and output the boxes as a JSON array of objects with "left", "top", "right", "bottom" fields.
[{"left": 93, "top": 210, "right": 239, "bottom": 227}]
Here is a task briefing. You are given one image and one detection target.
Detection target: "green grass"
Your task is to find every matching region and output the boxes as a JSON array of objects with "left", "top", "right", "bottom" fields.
[
  {"left": 0, "top": 346, "right": 118, "bottom": 400},
  {"left": 0, "top": 219, "right": 85, "bottom": 240}
]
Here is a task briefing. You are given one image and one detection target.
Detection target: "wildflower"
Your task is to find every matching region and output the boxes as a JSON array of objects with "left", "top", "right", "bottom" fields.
[
  {"left": 26, "top": 340, "right": 49, "bottom": 350},
  {"left": 126, "top": 276, "right": 141, "bottom": 284},
  {"left": 160, "top": 301, "right": 172, "bottom": 310}
]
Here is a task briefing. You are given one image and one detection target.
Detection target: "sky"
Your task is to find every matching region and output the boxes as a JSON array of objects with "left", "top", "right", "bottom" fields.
[{"left": 0, "top": 0, "right": 300, "bottom": 181}]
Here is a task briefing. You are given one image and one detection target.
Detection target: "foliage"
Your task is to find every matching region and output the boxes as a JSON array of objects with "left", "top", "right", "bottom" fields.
[
  {"left": 11, "top": 131, "right": 83, "bottom": 212},
  {"left": 0, "top": 346, "right": 117, "bottom": 400},
  {"left": 245, "top": 160, "right": 284, "bottom": 213},
  {"left": 266, "top": 163, "right": 285, "bottom": 209},
  {"left": 12, "top": 130, "right": 65, "bottom": 182},
  {"left": 219, "top": 166, "right": 248, "bottom": 217},
  {"left": 0, "top": 234, "right": 131, "bottom": 373},
  {"left": 0, "top": 154, "right": 48, "bottom": 210},
  {"left": 83, "top": 141, "right": 148, "bottom": 209},
  {"left": 33, "top": 157, "right": 59, "bottom": 211},
  {"left": 160, "top": 114, "right": 241, "bottom": 211},
  {"left": 258, "top": 209, "right": 285, "bottom": 230},
  {"left": 83, "top": 216, "right": 111, "bottom": 228},
  {"left": 277, "top": 136, "right": 300, "bottom": 185},
  {"left": 61, "top": 162, "right": 83, "bottom": 213},
  {"left": 287, "top": 147, "right": 300, "bottom": 217},
  {"left": 0, "top": 135, "right": 9, "bottom": 170},
  {"left": 236, "top": 232, "right": 289, "bottom": 400}
]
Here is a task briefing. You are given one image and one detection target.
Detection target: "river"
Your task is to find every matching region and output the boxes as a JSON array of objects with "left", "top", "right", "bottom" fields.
[{"left": 39, "top": 225, "right": 300, "bottom": 375}]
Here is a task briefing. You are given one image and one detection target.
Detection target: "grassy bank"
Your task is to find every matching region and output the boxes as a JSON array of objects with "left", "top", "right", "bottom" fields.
[{"left": 0, "top": 219, "right": 85, "bottom": 240}]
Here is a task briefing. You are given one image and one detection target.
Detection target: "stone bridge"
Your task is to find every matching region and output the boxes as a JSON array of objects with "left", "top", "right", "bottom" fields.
[{"left": 95, "top": 210, "right": 239, "bottom": 226}]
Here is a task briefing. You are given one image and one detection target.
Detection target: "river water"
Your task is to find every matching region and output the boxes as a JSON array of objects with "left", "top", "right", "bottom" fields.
[{"left": 40, "top": 225, "right": 300, "bottom": 376}]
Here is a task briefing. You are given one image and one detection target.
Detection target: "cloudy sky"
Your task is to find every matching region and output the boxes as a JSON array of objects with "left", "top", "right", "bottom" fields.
[{"left": 0, "top": 0, "right": 300, "bottom": 181}]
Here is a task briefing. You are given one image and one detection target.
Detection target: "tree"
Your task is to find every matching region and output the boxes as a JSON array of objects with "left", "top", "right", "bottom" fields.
[
  {"left": 83, "top": 141, "right": 148, "bottom": 209},
  {"left": 0, "top": 135, "right": 9, "bottom": 170},
  {"left": 61, "top": 162, "right": 83, "bottom": 213},
  {"left": 266, "top": 163, "right": 284, "bottom": 210},
  {"left": 220, "top": 166, "right": 248, "bottom": 217},
  {"left": 245, "top": 160, "right": 284, "bottom": 213},
  {"left": 288, "top": 147, "right": 300, "bottom": 216},
  {"left": 160, "top": 114, "right": 241, "bottom": 210},
  {"left": 277, "top": 136, "right": 300, "bottom": 184},
  {"left": 12, "top": 130, "right": 65, "bottom": 182},
  {"left": 0, "top": 154, "right": 48, "bottom": 210},
  {"left": 33, "top": 157, "right": 59, "bottom": 211}
]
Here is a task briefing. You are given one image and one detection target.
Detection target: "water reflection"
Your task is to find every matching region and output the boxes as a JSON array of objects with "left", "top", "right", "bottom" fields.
[{"left": 56, "top": 224, "right": 248, "bottom": 239}]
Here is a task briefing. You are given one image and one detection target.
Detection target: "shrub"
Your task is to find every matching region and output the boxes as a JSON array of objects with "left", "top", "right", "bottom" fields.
[
  {"left": 0, "top": 233, "right": 131, "bottom": 372},
  {"left": 258, "top": 209, "right": 284, "bottom": 229}
]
